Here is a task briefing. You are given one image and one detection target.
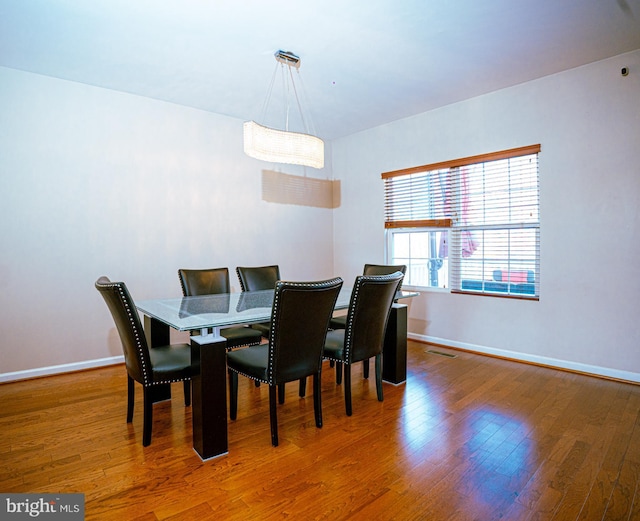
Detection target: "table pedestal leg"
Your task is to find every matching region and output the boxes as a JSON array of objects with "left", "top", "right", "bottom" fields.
[
  {"left": 191, "top": 334, "right": 228, "bottom": 460},
  {"left": 382, "top": 303, "right": 408, "bottom": 384}
]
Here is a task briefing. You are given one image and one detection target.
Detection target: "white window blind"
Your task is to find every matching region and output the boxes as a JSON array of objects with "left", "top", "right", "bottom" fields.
[{"left": 383, "top": 145, "right": 540, "bottom": 298}]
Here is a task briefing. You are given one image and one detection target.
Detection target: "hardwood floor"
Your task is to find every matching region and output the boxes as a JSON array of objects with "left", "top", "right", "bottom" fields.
[{"left": 1, "top": 341, "right": 639, "bottom": 520}]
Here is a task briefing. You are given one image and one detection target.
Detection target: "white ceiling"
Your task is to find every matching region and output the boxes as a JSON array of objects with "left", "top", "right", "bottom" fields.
[{"left": 1, "top": 0, "right": 639, "bottom": 140}]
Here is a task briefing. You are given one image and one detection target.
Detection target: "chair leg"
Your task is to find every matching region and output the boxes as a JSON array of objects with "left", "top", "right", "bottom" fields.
[
  {"left": 278, "top": 383, "right": 285, "bottom": 404},
  {"left": 375, "top": 354, "right": 384, "bottom": 402},
  {"left": 229, "top": 370, "right": 239, "bottom": 420},
  {"left": 344, "top": 364, "right": 353, "bottom": 416},
  {"left": 363, "top": 359, "right": 370, "bottom": 379},
  {"left": 142, "top": 387, "right": 153, "bottom": 446},
  {"left": 335, "top": 361, "right": 343, "bottom": 385},
  {"left": 183, "top": 379, "right": 191, "bottom": 406},
  {"left": 269, "top": 385, "right": 279, "bottom": 447},
  {"left": 313, "top": 373, "right": 323, "bottom": 428},
  {"left": 299, "top": 377, "right": 307, "bottom": 397},
  {"left": 127, "top": 375, "right": 135, "bottom": 423}
]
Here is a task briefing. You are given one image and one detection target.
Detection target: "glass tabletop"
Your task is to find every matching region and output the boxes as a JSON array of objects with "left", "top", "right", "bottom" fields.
[{"left": 136, "top": 287, "right": 418, "bottom": 332}]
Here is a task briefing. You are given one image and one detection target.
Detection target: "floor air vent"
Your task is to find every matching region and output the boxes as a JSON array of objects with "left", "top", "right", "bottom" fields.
[{"left": 427, "top": 350, "right": 457, "bottom": 358}]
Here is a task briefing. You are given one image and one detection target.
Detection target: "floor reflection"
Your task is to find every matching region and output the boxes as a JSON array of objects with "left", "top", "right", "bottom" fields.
[{"left": 399, "top": 376, "right": 532, "bottom": 508}]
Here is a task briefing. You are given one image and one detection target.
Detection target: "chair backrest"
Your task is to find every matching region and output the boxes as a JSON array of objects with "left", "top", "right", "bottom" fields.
[
  {"left": 95, "top": 277, "right": 151, "bottom": 385},
  {"left": 343, "top": 271, "right": 405, "bottom": 364},
  {"left": 178, "top": 268, "right": 230, "bottom": 296},
  {"left": 268, "top": 278, "right": 343, "bottom": 385},
  {"left": 363, "top": 263, "right": 407, "bottom": 276},
  {"left": 236, "top": 265, "right": 281, "bottom": 292}
]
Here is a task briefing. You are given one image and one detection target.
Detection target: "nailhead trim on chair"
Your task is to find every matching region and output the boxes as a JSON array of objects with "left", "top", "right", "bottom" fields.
[
  {"left": 242, "top": 277, "right": 343, "bottom": 386},
  {"left": 177, "top": 272, "right": 187, "bottom": 296},
  {"left": 342, "top": 271, "right": 404, "bottom": 362},
  {"left": 230, "top": 370, "right": 269, "bottom": 384},
  {"left": 235, "top": 267, "right": 246, "bottom": 292},
  {"left": 343, "top": 280, "right": 359, "bottom": 362},
  {"left": 267, "top": 283, "right": 280, "bottom": 383}
]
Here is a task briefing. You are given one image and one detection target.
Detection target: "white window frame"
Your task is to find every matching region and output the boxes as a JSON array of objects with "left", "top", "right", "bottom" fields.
[{"left": 385, "top": 227, "right": 450, "bottom": 291}]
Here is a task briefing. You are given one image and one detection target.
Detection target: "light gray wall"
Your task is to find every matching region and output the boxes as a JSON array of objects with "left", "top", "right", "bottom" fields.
[
  {"left": 332, "top": 50, "right": 640, "bottom": 382},
  {"left": 0, "top": 67, "right": 335, "bottom": 378}
]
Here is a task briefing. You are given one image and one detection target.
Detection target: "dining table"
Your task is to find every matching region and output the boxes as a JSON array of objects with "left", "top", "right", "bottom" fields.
[{"left": 136, "top": 285, "right": 417, "bottom": 460}]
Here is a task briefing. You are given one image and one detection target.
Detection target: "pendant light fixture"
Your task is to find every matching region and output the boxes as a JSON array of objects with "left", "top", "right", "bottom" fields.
[{"left": 243, "top": 50, "right": 324, "bottom": 169}]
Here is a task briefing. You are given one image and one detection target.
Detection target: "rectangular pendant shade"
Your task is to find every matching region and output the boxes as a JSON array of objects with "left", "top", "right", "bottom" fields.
[{"left": 243, "top": 121, "right": 324, "bottom": 169}]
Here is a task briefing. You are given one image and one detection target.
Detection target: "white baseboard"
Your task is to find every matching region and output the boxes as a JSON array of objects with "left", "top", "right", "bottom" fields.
[
  {"left": 4, "top": 338, "right": 639, "bottom": 385},
  {"left": 0, "top": 355, "right": 125, "bottom": 383},
  {"left": 409, "top": 333, "right": 640, "bottom": 384}
]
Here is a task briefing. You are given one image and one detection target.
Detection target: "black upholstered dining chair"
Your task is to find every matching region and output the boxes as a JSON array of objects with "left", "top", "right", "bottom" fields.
[
  {"left": 95, "top": 276, "right": 191, "bottom": 446},
  {"left": 329, "top": 263, "right": 406, "bottom": 330},
  {"left": 236, "top": 265, "right": 281, "bottom": 339},
  {"left": 329, "top": 264, "right": 406, "bottom": 379},
  {"left": 323, "top": 271, "right": 404, "bottom": 416},
  {"left": 178, "top": 268, "right": 263, "bottom": 349},
  {"left": 226, "top": 277, "right": 343, "bottom": 446}
]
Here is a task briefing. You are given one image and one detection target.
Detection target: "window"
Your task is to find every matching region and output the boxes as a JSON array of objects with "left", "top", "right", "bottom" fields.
[
  {"left": 383, "top": 145, "right": 540, "bottom": 299},
  {"left": 386, "top": 229, "right": 449, "bottom": 288}
]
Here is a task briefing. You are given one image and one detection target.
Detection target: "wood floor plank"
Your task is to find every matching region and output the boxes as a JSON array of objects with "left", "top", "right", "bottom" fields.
[{"left": 2, "top": 341, "right": 640, "bottom": 520}]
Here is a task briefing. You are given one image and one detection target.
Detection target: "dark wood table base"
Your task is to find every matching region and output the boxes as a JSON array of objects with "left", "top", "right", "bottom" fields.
[
  {"left": 190, "top": 334, "right": 228, "bottom": 460},
  {"left": 382, "top": 303, "right": 408, "bottom": 384},
  {"left": 144, "top": 316, "right": 229, "bottom": 460}
]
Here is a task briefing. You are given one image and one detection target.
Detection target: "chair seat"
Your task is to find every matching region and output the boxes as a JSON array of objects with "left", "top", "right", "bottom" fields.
[
  {"left": 221, "top": 326, "right": 263, "bottom": 348},
  {"left": 323, "top": 329, "right": 346, "bottom": 361},
  {"left": 148, "top": 344, "right": 192, "bottom": 383},
  {"left": 249, "top": 322, "right": 271, "bottom": 338},
  {"left": 227, "top": 344, "right": 269, "bottom": 382}
]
